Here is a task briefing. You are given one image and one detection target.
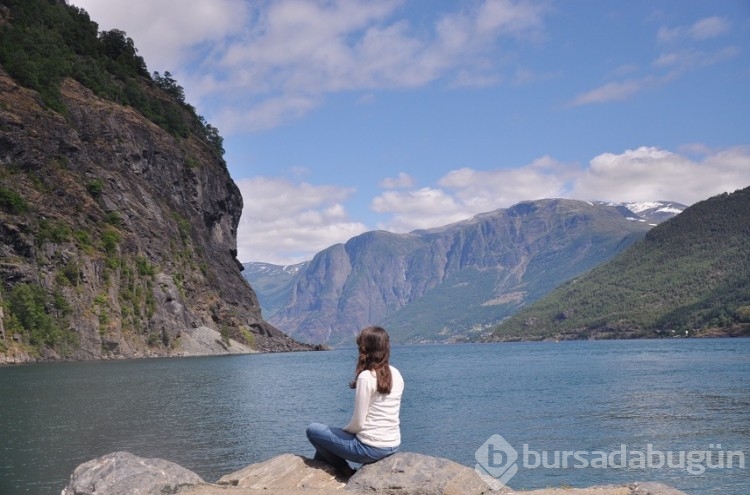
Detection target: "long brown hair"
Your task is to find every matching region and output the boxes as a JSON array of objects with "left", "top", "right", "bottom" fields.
[{"left": 350, "top": 326, "right": 392, "bottom": 394}]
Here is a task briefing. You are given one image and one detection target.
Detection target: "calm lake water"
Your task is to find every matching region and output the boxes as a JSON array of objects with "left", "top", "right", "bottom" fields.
[{"left": 0, "top": 339, "right": 748, "bottom": 494}]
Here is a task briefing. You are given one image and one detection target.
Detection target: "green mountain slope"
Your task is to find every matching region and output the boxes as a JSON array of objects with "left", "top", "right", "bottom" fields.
[{"left": 484, "top": 187, "right": 750, "bottom": 341}]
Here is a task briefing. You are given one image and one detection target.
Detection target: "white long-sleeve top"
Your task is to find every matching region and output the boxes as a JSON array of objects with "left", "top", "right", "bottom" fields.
[{"left": 343, "top": 365, "right": 404, "bottom": 448}]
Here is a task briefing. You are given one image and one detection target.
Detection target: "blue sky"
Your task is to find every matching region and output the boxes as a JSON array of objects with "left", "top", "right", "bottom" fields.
[{"left": 72, "top": 0, "right": 750, "bottom": 264}]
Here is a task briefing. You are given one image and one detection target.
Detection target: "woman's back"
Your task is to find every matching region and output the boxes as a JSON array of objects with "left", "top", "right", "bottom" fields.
[{"left": 353, "top": 365, "right": 404, "bottom": 448}]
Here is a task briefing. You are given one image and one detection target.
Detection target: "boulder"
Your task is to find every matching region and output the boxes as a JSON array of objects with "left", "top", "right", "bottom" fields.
[
  {"left": 217, "top": 453, "right": 346, "bottom": 490},
  {"left": 346, "top": 452, "right": 499, "bottom": 495},
  {"left": 62, "top": 451, "right": 692, "bottom": 495},
  {"left": 61, "top": 451, "right": 203, "bottom": 495}
]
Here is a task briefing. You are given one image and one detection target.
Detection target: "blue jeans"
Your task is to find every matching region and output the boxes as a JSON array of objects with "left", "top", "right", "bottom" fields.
[{"left": 306, "top": 422, "right": 398, "bottom": 472}]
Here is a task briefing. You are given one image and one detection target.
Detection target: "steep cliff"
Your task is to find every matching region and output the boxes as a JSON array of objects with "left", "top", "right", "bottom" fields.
[
  {"left": 267, "top": 199, "right": 680, "bottom": 344},
  {"left": 0, "top": 36, "right": 309, "bottom": 361}
]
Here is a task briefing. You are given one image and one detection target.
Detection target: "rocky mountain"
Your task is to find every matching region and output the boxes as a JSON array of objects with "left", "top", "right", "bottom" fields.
[
  {"left": 241, "top": 262, "right": 308, "bottom": 319},
  {"left": 483, "top": 187, "right": 750, "bottom": 341},
  {"left": 596, "top": 201, "right": 685, "bottom": 224},
  {"left": 253, "top": 199, "right": 683, "bottom": 345},
  {"left": 0, "top": 0, "right": 310, "bottom": 363}
]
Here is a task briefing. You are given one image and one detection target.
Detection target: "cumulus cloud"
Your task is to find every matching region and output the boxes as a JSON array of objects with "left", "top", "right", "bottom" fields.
[
  {"left": 371, "top": 188, "right": 469, "bottom": 231},
  {"left": 72, "top": 0, "right": 547, "bottom": 132},
  {"left": 368, "top": 147, "right": 750, "bottom": 235},
  {"left": 70, "top": 0, "right": 247, "bottom": 72},
  {"left": 370, "top": 156, "right": 579, "bottom": 232},
  {"left": 569, "top": 146, "right": 750, "bottom": 204},
  {"left": 439, "top": 156, "right": 577, "bottom": 205},
  {"left": 237, "top": 146, "right": 750, "bottom": 264},
  {"left": 205, "top": 0, "right": 547, "bottom": 131},
  {"left": 236, "top": 177, "right": 367, "bottom": 264}
]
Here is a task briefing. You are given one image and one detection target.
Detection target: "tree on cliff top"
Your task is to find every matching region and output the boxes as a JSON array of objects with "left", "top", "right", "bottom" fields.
[{"left": 0, "top": 0, "right": 224, "bottom": 158}]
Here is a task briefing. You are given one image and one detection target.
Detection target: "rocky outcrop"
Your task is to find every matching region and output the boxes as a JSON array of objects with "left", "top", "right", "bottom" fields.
[
  {"left": 0, "top": 69, "right": 312, "bottom": 362},
  {"left": 346, "top": 452, "right": 497, "bottom": 494},
  {"left": 62, "top": 451, "right": 690, "bottom": 495},
  {"left": 215, "top": 453, "right": 347, "bottom": 491},
  {"left": 62, "top": 451, "right": 203, "bottom": 495}
]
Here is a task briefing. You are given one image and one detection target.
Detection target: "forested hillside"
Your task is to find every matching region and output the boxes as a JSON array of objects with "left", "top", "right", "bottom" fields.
[{"left": 485, "top": 187, "right": 750, "bottom": 341}]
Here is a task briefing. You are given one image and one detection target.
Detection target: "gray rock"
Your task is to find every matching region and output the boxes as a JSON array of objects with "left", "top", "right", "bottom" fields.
[
  {"left": 346, "top": 452, "right": 495, "bottom": 495},
  {"left": 61, "top": 451, "right": 692, "bottom": 495},
  {"left": 61, "top": 451, "right": 203, "bottom": 495},
  {"left": 217, "top": 453, "right": 346, "bottom": 490},
  {"left": 176, "top": 326, "right": 255, "bottom": 356}
]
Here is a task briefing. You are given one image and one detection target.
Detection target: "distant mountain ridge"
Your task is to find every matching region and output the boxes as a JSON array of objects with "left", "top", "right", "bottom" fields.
[
  {"left": 483, "top": 188, "right": 750, "bottom": 341},
  {"left": 598, "top": 201, "right": 685, "bottom": 224},
  {"left": 243, "top": 199, "right": 685, "bottom": 344},
  {"left": 241, "top": 262, "right": 308, "bottom": 319}
]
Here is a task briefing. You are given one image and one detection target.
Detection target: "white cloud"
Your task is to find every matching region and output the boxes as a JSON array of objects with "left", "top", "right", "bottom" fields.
[
  {"left": 569, "top": 146, "right": 750, "bottom": 204},
  {"left": 70, "top": 0, "right": 247, "bottom": 72},
  {"left": 75, "top": 0, "right": 547, "bottom": 133},
  {"left": 213, "top": 94, "right": 322, "bottom": 133},
  {"left": 370, "top": 156, "right": 580, "bottom": 232},
  {"left": 657, "top": 16, "right": 730, "bottom": 44},
  {"left": 439, "top": 156, "right": 576, "bottom": 206},
  {"left": 569, "top": 79, "right": 647, "bottom": 106},
  {"left": 652, "top": 46, "right": 739, "bottom": 71},
  {"left": 475, "top": 0, "right": 545, "bottom": 36},
  {"left": 379, "top": 172, "right": 415, "bottom": 189},
  {"left": 236, "top": 177, "right": 367, "bottom": 264},
  {"left": 239, "top": 146, "right": 750, "bottom": 264},
  {"left": 371, "top": 188, "right": 468, "bottom": 231},
  {"left": 369, "top": 147, "right": 750, "bottom": 236}
]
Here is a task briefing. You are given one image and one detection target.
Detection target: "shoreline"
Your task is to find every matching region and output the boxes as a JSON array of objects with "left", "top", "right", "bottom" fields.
[{"left": 1, "top": 333, "right": 745, "bottom": 366}]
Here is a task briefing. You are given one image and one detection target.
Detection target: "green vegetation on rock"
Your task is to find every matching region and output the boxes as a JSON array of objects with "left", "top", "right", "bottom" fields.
[
  {"left": 0, "top": 185, "right": 28, "bottom": 214},
  {"left": 3, "top": 282, "right": 76, "bottom": 351},
  {"left": 0, "top": 0, "right": 224, "bottom": 157}
]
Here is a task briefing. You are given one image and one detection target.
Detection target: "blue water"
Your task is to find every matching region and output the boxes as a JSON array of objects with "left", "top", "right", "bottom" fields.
[{"left": 0, "top": 339, "right": 748, "bottom": 494}]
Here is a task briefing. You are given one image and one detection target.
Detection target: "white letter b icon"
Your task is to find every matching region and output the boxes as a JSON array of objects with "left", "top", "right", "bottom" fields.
[{"left": 474, "top": 433, "right": 519, "bottom": 487}]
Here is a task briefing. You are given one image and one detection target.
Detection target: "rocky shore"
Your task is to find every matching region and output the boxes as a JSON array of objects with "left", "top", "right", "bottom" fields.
[{"left": 61, "top": 451, "right": 690, "bottom": 495}]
